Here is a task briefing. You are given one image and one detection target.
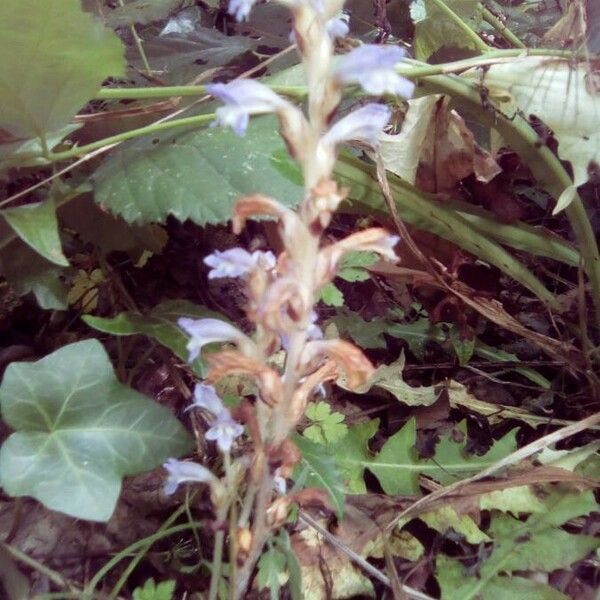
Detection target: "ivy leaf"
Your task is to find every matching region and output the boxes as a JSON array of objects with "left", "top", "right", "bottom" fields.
[
  {"left": 83, "top": 300, "right": 224, "bottom": 376},
  {"left": 93, "top": 116, "right": 302, "bottom": 226},
  {"left": 293, "top": 435, "right": 345, "bottom": 518},
  {"left": 132, "top": 579, "right": 176, "bottom": 600},
  {"left": 437, "top": 489, "right": 599, "bottom": 600},
  {"left": 303, "top": 401, "right": 348, "bottom": 446},
  {"left": 257, "top": 545, "right": 286, "bottom": 600},
  {"left": 0, "top": 0, "right": 125, "bottom": 139},
  {"left": 0, "top": 339, "right": 193, "bottom": 521},
  {"left": 318, "top": 282, "right": 345, "bottom": 307}
]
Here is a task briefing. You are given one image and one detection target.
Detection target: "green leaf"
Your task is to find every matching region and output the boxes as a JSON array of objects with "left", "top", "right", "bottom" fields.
[
  {"left": 0, "top": 339, "right": 193, "bottom": 521},
  {"left": 411, "top": 0, "right": 482, "bottom": 61},
  {"left": 257, "top": 545, "right": 286, "bottom": 600},
  {"left": 386, "top": 317, "right": 446, "bottom": 361},
  {"left": 274, "top": 530, "right": 302, "bottom": 600},
  {"left": 0, "top": 240, "right": 68, "bottom": 310},
  {"left": 331, "top": 419, "right": 379, "bottom": 494},
  {"left": 93, "top": 116, "right": 303, "bottom": 225},
  {"left": 332, "top": 311, "right": 388, "bottom": 350},
  {"left": 0, "top": 0, "right": 125, "bottom": 139},
  {"left": 132, "top": 578, "right": 176, "bottom": 600},
  {"left": 293, "top": 435, "right": 345, "bottom": 518},
  {"left": 318, "top": 282, "right": 345, "bottom": 307},
  {"left": 303, "top": 401, "right": 348, "bottom": 446},
  {"left": 2, "top": 199, "right": 68, "bottom": 266},
  {"left": 105, "top": 0, "right": 182, "bottom": 27},
  {"left": 450, "top": 328, "right": 475, "bottom": 366},
  {"left": 370, "top": 419, "right": 421, "bottom": 494},
  {"left": 83, "top": 300, "right": 224, "bottom": 376},
  {"left": 337, "top": 251, "right": 378, "bottom": 283},
  {"left": 336, "top": 419, "right": 516, "bottom": 495},
  {"left": 437, "top": 489, "right": 599, "bottom": 600}
]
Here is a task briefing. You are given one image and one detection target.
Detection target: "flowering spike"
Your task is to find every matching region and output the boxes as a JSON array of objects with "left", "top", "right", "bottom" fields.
[
  {"left": 326, "top": 12, "right": 349, "bottom": 39},
  {"left": 163, "top": 458, "right": 215, "bottom": 495},
  {"left": 204, "top": 248, "right": 276, "bottom": 280},
  {"left": 333, "top": 44, "right": 415, "bottom": 97},
  {"left": 178, "top": 317, "right": 255, "bottom": 362}
]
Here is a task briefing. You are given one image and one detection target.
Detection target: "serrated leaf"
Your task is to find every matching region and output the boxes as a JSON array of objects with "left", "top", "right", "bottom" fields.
[
  {"left": 478, "top": 485, "right": 545, "bottom": 514},
  {"left": 0, "top": 0, "right": 125, "bottom": 139},
  {"left": 318, "top": 282, "right": 345, "bottom": 307},
  {"left": 331, "top": 419, "right": 379, "bottom": 494},
  {"left": 93, "top": 116, "right": 302, "bottom": 226},
  {"left": 132, "top": 578, "right": 176, "bottom": 600},
  {"left": 437, "top": 489, "right": 599, "bottom": 600},
  {"left": 304, "top": 401, "right": 347, "bottom": 446},
  {"left": 386, "top": 317, "right": 446, "bottom": 361},
  {"left": 421, "top": 505, "right": 489, "bottom": 544},
  {"left": 0, "top": 339, "right": 193, "bottom": 521},
  {"left": 336, "top": 419, "right": 516, "bottom": 495},
  {"left": 83, "top": 300, "right": 223, "bottom": 376},
  {"left": 332, "top": 311, "right": 388, "bottom": 350},
  {"left": 337, "top": 251, "right": 378, "bottom": 283},
  {"left": 294, "top": 435, "right": 345, "bottom": 518},
  {"left": 257, "top": 545, "right": 287, "bottom": 600}
]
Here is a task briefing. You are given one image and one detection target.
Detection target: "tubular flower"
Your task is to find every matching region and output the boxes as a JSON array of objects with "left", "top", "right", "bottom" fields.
[
  {"left": 187, "top": 384, "right": 245, "bottom": 453},
  {"left": 178, "top": 317, "right": 256, "bottom": 361},
  {"left": 300, "top": 339, "right": 374, "bottom": 389},
  {"left": 333, "top": 44, "right": 415, "bottom": 97},
  {"left": 163, "top": 458, "right": 216, "bottom": 495},
  {"left": 207, "top": 80, "right": 300, "bottom": 137},
  {"left": 204, "top": 248, "right": 276, "bottom": 279},
  {"left": 326, "top": 12, "right": 349, "bottom": 38},
  {"left": 205, "top": 350, "right": 284, "bottom": 407}
]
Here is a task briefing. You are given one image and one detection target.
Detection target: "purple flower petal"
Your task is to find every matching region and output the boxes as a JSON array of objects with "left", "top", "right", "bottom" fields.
[
  {"left": 207, "top": 80, "right": 289, "bottom": 137},
  {"left": 320, "top": 103, "right": 391, "bottom": 150},
  {"left": 326, "top": 13, "right": 349, "bottom": 39},
  {"left": 178, "top": 317, "right": 250, "bottom": 362},
  {"left": 334, "top": 44, "right": 415, "bottom": 97},
  {"left": 204, "top": 248, "right": 276, "bottom": 279},
  {"left": 228, "top": 0, "right": 258, "bottom": 21},
  {"left": 189, "top": 383, "right": 225, "bottom": 416},
  {"left": 206, "top": 414, "right": 245, "bottom": 453},
  {"left": 163, "top": 458, "right": 215, "bottom": 495}
]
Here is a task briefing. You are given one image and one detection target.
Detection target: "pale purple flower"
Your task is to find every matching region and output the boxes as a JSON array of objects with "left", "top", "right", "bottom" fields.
[
  {"left": 188, "top": 383, "right": 245, "bottom": 453},
  {"left": 320, "top": 103, "right": 391, "bottom": 151},
  {"left": 204, "top": 248, "right": 276, "bottom": 279},
  {"left": 228, "top": 0, "right": 258, "bottom": 21},
  {"left": 334, "top": 44, "right": 415, "bottom": 97},
  {"left": 281, "top": 310, "right": 323, "bottom": 352},
  {"left": 205, "top": 412, "right": 245, "bottom": 453},
  {"left": 163, "top": 458, "right": 215, "bottom": 495},
  {"left": 189, "top": 383, "right": 225, "bottom": 415},
  {"left": 326, "top": 13, "right": 349, "bottom": 39},
  {"left": 273, "top": 468, "right": 287, "bottom": 494},
  {"left": 207, "top": 80, "right": 290, "bottom": 137},
  {"left": 178, "top": 317, "right": 251, "bottom": 362}
]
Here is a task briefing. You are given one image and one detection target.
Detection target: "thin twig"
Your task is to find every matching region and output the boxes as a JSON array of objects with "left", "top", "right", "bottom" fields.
[{"left": 298, "top": 512, "right": 435, "bottom": 600}]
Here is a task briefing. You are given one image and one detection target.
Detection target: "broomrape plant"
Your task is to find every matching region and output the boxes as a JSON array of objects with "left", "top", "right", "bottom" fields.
[{"left": 165, "top": 1, "right": 413, "bottom": 596}]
